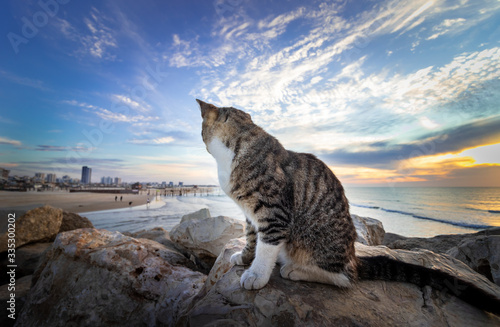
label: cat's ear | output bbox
[196,99,218,120]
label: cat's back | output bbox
[285,150,350,218]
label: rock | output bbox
[0,242,52,285]
[59,211,94,233]
[447,236,500,285]
[0,275,32,326]
[170,212,245,272]
[351,214,385,245]
[178,240,500,326]
[125,227,194,267]
[385,228,500,285]
[181,208,211,221]
[125,227,176,249]
[0,205,63,252]
[16,228,206,327]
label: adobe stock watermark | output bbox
[7,0,71,54]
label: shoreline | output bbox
[0,190,156,213]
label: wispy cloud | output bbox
[0,70,50,91]
[0,137,22,147]
[128,136,175,145]
[35,145,97,152]
[63,100,161,123]
[55,7,118,61]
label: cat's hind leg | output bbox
[280,263,352,288]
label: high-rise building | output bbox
[46,173,56,183]
[35,172,45,181]
[0,168,9,179]
[179,182,183,187]
[81,166,92,184]
[114,177,122,186]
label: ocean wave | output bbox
[465,207,500,214]
[350,203,491,230]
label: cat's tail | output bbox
[357,249,500,316]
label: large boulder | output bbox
[178,240,500,326]
[351,214,385,245]
[59,211,94,232]
[0,205,63,252]
[447,236,500,285]
[16,228,206,327]
[385,228,500,285]
[170,209,245,272]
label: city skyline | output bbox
[1,1,500,186]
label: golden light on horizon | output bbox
[331,142,500,186]
[460,143,500,165]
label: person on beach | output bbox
[120,196,123,201]
[115,196,117,201]
[147,197,150,209]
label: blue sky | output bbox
[1,0,500,186]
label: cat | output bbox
[198,99,359,290]
[196,99,500,315]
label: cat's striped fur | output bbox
[198,99,357,289]
[197,99,500,316]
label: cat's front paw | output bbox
[230,251,245,265]
[240,268,270,290]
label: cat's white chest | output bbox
[207,138,234,195]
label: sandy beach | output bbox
[0,191,153,213]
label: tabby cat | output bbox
[198,99,358,290]
[196,99,500,316]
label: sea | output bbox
[84,187,500,238]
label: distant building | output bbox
[114,177,122,186]
[81,166,92,184]
[161,181,167,188]
[179,182,183,187]
[35,172,45,181]
[101,176,113,185]
[169,181,173,187]
[0,168,9,179]
[46,173,56,183]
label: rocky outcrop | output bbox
[14,209,500,326]
[0,206,95,253]
[59,211,94,233]
[385,228,500,285]
[351,214,385,245]
[16,228,206,327]
[125,227,178,251]
[170,210,245,272]
[448,236,500,285]
[0,206,63,252]
[178,239,500,326]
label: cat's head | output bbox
[196,99,253,146]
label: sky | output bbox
[1,0,500,187]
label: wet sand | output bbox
[0,191,152,213]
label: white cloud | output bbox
[128,136,175,145]
[56,7,117,61]
[112,94,151,113]
[63,100,161,123]
[0,137,22,146]
[427,18,467,40]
